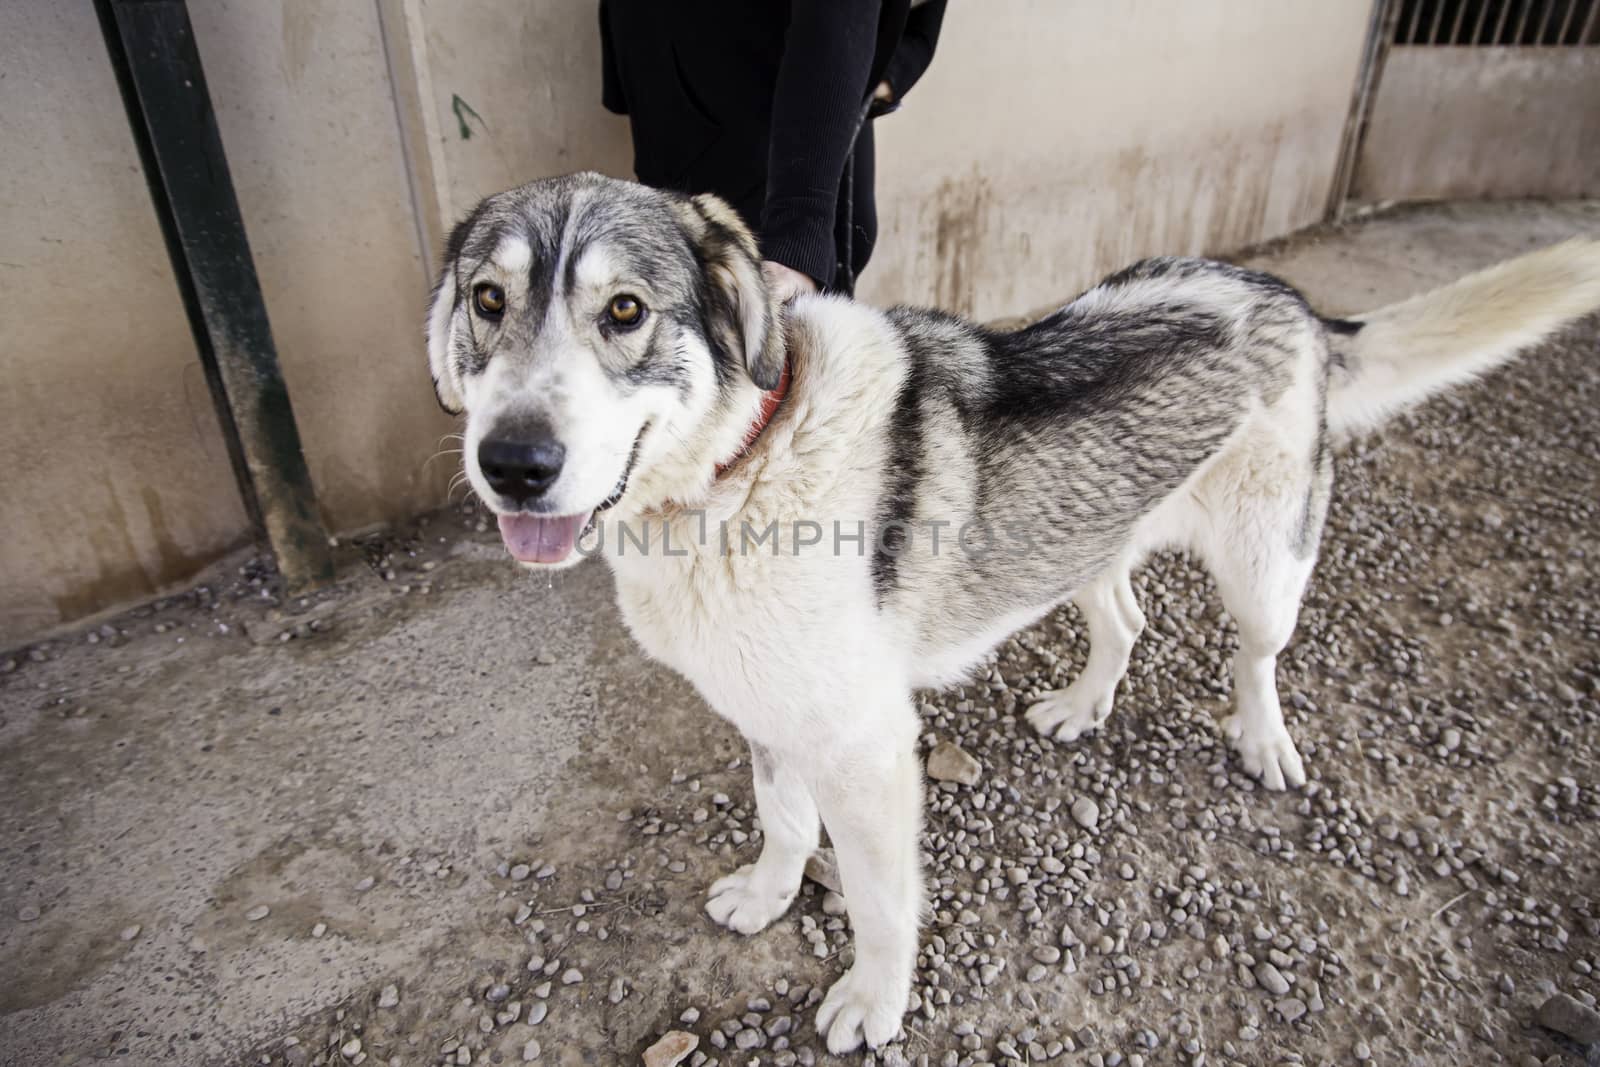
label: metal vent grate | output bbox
[1394,0,1600,44]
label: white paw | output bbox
[1222,714,1306,791]
[705,863,796,935]
[815,964,907,1054]
[1026,682,1113,743]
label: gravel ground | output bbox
[1,202,1598,1067]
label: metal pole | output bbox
[95,0,333,593]
[1326,0,1402,222]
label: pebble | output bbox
[1254,962,1290,996]
[561,968,583,985]
[525,1001,548,1026]
[245,905,270,922]
[1536,993,1600,1045]
[926,740,983,785]
[1070,797,1100,831]
[119,924,141,941]
[804,849,842,893]
[521,1039,542,1061]
[643,1032,698,1067]
[17,906,39,923]
[378,984,399,1009]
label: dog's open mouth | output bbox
[494,427,647,565]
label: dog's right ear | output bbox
[425,267,463,415]
[426,209,486,415]
[677,193,786,390]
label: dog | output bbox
[425,172,1600,1052]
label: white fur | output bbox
[1331,237,1600,435]
[443,229,1600,1053]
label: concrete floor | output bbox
[2,201,1598,1067]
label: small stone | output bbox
[644,1031,699,1067]
[521,1039,542,1061]
[1279,997,1307,1022]
[341,1037,362,1060]
[119,924,141,941]
[354,876,376,893]
[1254,962,1290,996]
[561,968,583,985]
[822,892,848,916]
[245,905,270,922]
[608,976,627,1003]
[311,922,327,938]
[1536,992,1600,1045]
[526,1001,548,1025]
[486,982,511,1002]
[1071,797,1100,831]
[378,984,399,1009]
[804,849,842,893]
[17,906,40,923]
[926,740,982,786]
[510,864,532,882]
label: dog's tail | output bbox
[1325,237,1600,437]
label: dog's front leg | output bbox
[705,743,818,934]
[812,734,922,1054]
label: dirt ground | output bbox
[2,201,1598,1067]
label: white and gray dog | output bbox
[427,172,1600,1052]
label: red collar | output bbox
[716,360,792,477]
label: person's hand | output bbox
[762,260,818,304]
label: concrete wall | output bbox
[1355,47,1600,203]
[0,1,1373,646]
[189,0,457,533]
[859,0,1372,319]
[0,4,251,642]
[1,1,460,646]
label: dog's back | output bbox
[864,258,1335,683]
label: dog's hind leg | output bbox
[1026,563,1144,742]
[1208,514,1318,791]
[705,743,818,934]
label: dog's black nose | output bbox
[478,437,565,503]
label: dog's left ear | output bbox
[679,193,785,390]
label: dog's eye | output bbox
[608,294,644,327]
[474,283,506,317]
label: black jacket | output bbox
[600,0,946,292]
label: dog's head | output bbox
[427,173,782,567]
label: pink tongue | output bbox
[497,512,591,564]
